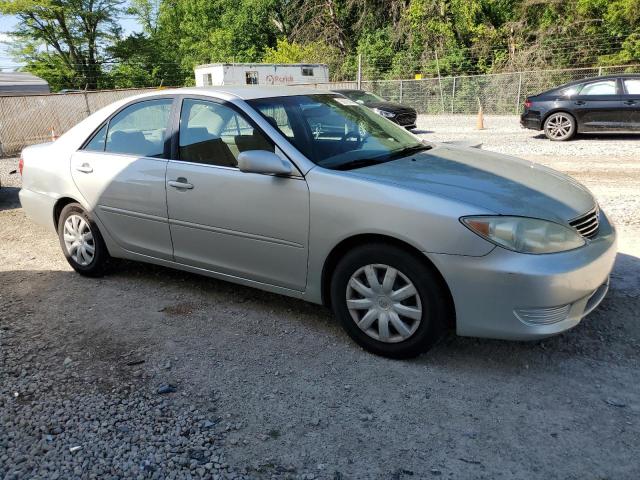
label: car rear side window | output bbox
[623,79,640,95]
[84,124,107,151]
[579,81,617,96]
[178,99,274,168]
[104,99,172,158]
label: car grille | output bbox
[569,207,599,239]
[395,112,417,126]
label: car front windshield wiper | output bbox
[386,143,433,160]
[322,144,433,171]
[332,157,391,171]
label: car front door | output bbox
[165,97,310,291]
[70,98,174,260]
[572,79,625,132]
[621,77,640,130]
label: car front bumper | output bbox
[391,113,417,130]
[427,212,617,340]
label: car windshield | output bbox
[337,90,386,104]
[247,94,429,170]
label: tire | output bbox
[57,202,109,277]
[330,243,449,359]
[543,112,576,141]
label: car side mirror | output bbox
[237,150,292,176]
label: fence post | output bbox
[598,66,603,76]
[434,50,445,113]
[357,54,362,90]
[451,76,456,114]
[515,73,523,114]
[82,91,91,117]
[399,80,403,103]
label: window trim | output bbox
[301,67,314,77]
[80,95,175,159]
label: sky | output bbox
[0,14,142,70]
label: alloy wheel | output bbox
[545,114,573,140]
[346,264,423,343]
[63,214,95,266]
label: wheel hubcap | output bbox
[546,115,572,138]
[346,264,423,343]
[63,215,95,266]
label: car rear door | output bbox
[165,97,310,291]
[572,79,625,132]
[70,97,175,260]
[620,77,640,131]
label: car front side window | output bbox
[104,99,173,157]
[579,81,617,96]
[178,99,274,168]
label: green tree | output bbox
[0,0,124,89]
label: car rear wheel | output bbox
[330,244,448,358]
[57,203,109,277]
[543,112,576,141]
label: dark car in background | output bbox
[332,89,417,129]
[521,74,640,141]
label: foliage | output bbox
[2,0,640,90]
[0,0,124,89]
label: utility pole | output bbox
[357,54,362,90]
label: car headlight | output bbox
[372,108,396,118]
[461,216,586,254]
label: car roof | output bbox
[134,85,329,101]
[558,73,639,88]
[331,89,365,93]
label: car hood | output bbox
[346,144,595,223]
[364,100,415,113]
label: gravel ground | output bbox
[1,119,640,480]
[417,114,640,159]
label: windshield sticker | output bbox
[335,98,359,106]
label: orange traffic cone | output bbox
[476,105,485,130]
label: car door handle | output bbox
[75,163,93,173]
[574,100,586,105]
[623,100,637,105]
[167,178,194,190]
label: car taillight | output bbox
[18,155,24,176]
[524,100,532,109]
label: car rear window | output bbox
[623,79,640,95]
[579,80,617,96]
[104,99,173,158]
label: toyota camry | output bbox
[19,86,616,358]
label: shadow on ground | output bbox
[3,250,637,368]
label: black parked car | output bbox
[521,74,640,141]
[332,89,417,129]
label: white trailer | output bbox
[194,63,329,87]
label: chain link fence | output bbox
[308,64,640,114]
[0,88,156,157]
[1,64,639,157]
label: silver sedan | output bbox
[19,86,617,358]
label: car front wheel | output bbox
[57,202,109,277]
[543,112,576,141]
[330,244,449,358]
